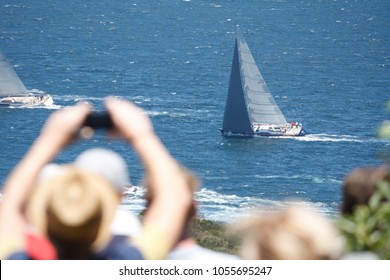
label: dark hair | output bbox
[342,167,388,215]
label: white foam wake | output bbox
[120,185,338,223]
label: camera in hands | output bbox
[83,111,113,129]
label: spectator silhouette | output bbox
[338,166,389,259]
[0,98,192,260]
[341,166,388,215]
[144,166,239,260]
[39,148,142,239]
[232,205,344,260]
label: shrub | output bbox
[336,179,390,259]
[192,219,240,255]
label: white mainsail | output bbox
[0,52,53,107]
[236,27,287,126]
[0,52,29,97]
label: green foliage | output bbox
[336,180,390,259]
[377,100,390,139]
[192,219,240,255]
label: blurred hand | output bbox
[104,97,154,144]
[39,103,91,149]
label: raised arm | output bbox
[105,98,191,259]
[0,104,91,259]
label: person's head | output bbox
[39,148,129,196]
[74,148,130,196]
[38,148,143,239]
[234,206,344,260]
[28,167,119,259]
[342,166,388,215]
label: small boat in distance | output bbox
[221,26,305,137]
[0,52,53,107]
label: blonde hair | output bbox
[236,206,344,260]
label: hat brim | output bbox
[28,166,119,251]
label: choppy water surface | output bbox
[1,0,389,222]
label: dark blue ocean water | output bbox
[1,0,389,222]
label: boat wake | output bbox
[15,103,62,110]
[289,133,374,143]
[119,185,338,223]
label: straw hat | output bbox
[28,166,119,251]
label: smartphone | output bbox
[83,111,113,129]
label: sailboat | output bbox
[0,52,53,107]
[221,27,305,137]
